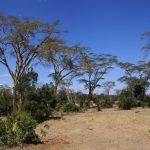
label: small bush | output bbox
[59,103,80,112]
[117,91,136,110]
[0,112,40,147]
[94,95,113,111]
[99,97,113,108]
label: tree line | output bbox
[0,13,150,112]
[0,13,117,113]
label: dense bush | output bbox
[24,84,56,122]
[0,112,40,147]
[56,89,68,109]
[138,96,150,108]
[75,92,87,108]
[99,96,113,108]
[0,88,12,116]
[59,103,80,112]
[0,119,7,146]
[117,91,136,110]
[23,101,52,122]
[94,95,113,111]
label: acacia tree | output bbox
[102,81,115,95]
[133,61,150,99]
[118,61,150,99]
[118,62,137,94]
[0,13,63,112]
[43,45,84,95]
[79,52,117,105]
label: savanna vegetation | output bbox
[0,13,150,148]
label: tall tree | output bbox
[0,13,63,112]
[79,52,117,105]
[102,81,115,95]
[43,45,84,95]
[118,62,137,94]
[118,61,150,99]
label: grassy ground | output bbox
[6,108,150,150]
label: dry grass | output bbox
[6,108,150,150]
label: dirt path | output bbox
[7,108,150,150]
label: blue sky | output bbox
[0,0,150,93]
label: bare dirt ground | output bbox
[6,108,150,150]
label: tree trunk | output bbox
[54,82,58,96]
[88,89,93,101]
[86,89,93,107]
[18,91,24,112]
[12,86,18,113]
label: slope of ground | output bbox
[6,108,150,150]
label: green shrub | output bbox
[117,91,136,110]
[143,97,150,108]
[56,89,68,109]
[24,84,56,122]
[147,101,150,108]
[75,92,87,108]
[94,95,113,111]
[0,112,40,147]
[23,101,52,122]
[15,112,40,144]
[137,97,150,108]
[0,119,7,146]
[60,103,80,112]
[99,97,113,108]
[0,89,12,116]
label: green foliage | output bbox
[134,84,145,100]
[59,103,80,112]
[117,91,136,110]
[118,62,150,101]
[0,119,7,146]
[56,89,81,112]
[36,84,56,109]
[23,101,52,122]
[0,88,12,116]
[75,92,87,108]
[99,97,113,108]
[0,112,40,147]
[94,95,113,111]
[138,96,150,108]
[24,84,56,122]
[16,71,38,97]
[56,88,68,107]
